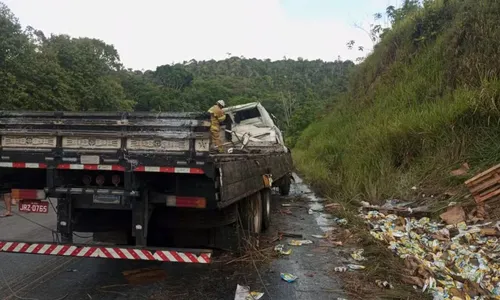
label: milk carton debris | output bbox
[351,249,366,261]
[362,207,500,298]
[274,244,292,255]
[280,273,298,283]
[347,264,365,270]
[288,240,313,246]
[311,234,327,239]
[376,280,394,289]
[234,284,264,300]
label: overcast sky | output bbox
[4,0,397,70]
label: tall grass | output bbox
[294,0,500,204]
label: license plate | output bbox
[19,201,49,214]
[93,194,121,204]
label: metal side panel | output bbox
[218,153,293,207]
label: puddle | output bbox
[291,173,336,232]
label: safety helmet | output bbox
[217,100,226,107]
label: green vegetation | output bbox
[294,0,500,204]
[0,2,353,145]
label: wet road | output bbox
[0,176,349,300]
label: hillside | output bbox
[294,0,500,205]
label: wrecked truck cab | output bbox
[223,102,288,153]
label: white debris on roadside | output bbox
[351,249,367,261]
[234,284,264,300]
[362,208,500,299]
[288,240,313,246]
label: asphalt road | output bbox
[0,177,349,300]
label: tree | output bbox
[153,65,193,90]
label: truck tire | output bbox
[239,192,262,234]
[279,174,291,196]
[261,188,271,230]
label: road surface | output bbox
[0,176,349,300]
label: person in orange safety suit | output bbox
[208,100,227,153]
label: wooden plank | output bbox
[477,185,500,198]
[465,164,500,185]
[470,173,500,194]
[476,188,500,203]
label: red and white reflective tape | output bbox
[0,162,204,174]
[134,166,204,174]
[57,164,125,171]
[0,241,211,263]
[0,162,47,169]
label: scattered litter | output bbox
[281,203,305,208]
[362,207,500,298]
[310,206,324,212]
[331,241,343,246]
[280,273,298,283]
[308,209,313,214]
[361,201,371,207]
[375,280,393,289]
[347,264,365,270]
[350,249,366,261]
[279,232,303,238]
[439,205,466,225]
[411,186,417,190]
[334,267,348,272]
[66,269,77,272]
[336,218,348,226]
[234,284,264,300]
[248,292,264,300]
[288,240,313,246]
[360,202,430,217]
[274,244,292,255]
[304,272,315,277]
[311,234,327,239]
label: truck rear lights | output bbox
[166,196,206,209]
[82,175,92,186]
[111,175,121,186]
[96,175,105,186]
[11,189,46,200]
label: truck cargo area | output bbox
[0,104,293,263]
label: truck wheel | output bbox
[279,174,291,196]
[239,192,262,234]
[261,188,271,230]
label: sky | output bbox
[3,0,398,70]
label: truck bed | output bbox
[0,110,293,208]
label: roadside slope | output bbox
[294,0,500,205]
